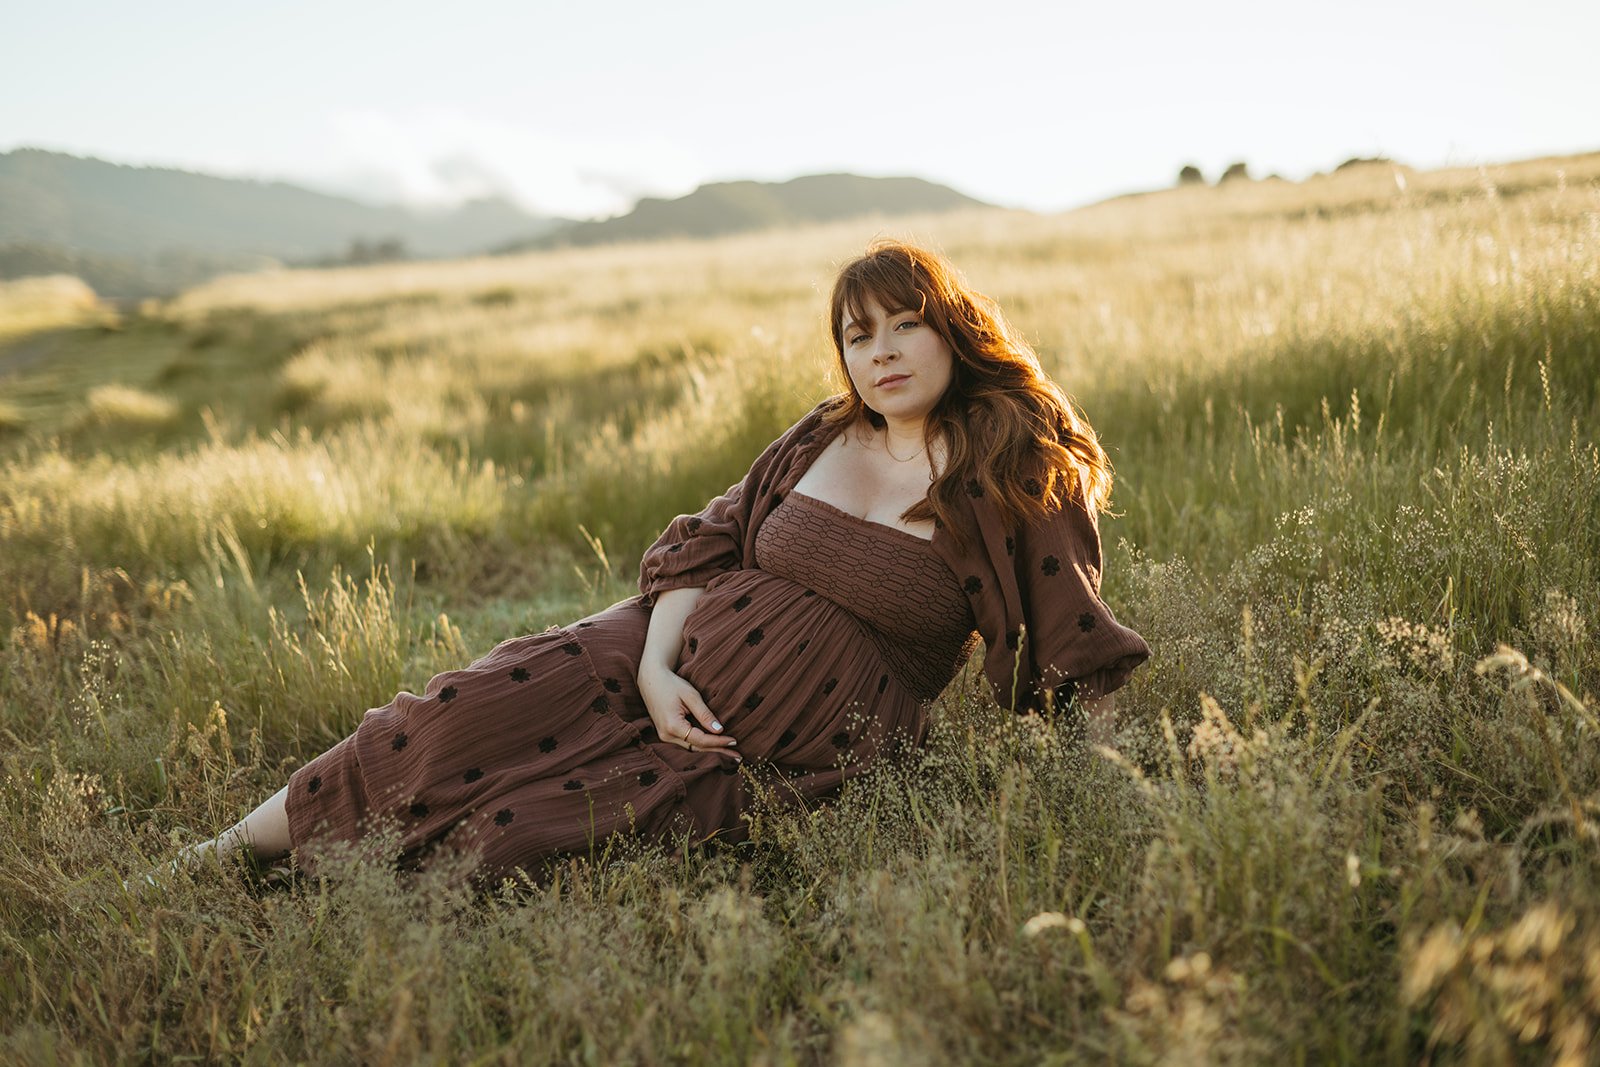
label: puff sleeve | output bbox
[637,409,820,605]
[1012,495,1150,708]
[638,474,759,605]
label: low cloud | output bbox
[274,106,705,219]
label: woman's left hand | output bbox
[637,660,738,753]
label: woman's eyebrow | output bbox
[844,306,915,332]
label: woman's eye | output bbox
[848,320,915,344]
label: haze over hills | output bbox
[0,148,567,298]
[0,148,562,260]
[502,174,989,252]
[0,148,991,299]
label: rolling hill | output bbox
[500,173,989,252]
[0,148,566,297]
[0,149,989,298]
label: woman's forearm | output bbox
[640,586,705,674]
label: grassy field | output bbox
[2,152,1597,1064]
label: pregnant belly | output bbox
[675,569,924,767]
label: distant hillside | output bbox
[0,150,988,298]
[0,148,565,297]
[499,173,989,252]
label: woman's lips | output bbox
[876,374,910,388]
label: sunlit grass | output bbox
[1,153,1597,1064]
[0,274,109,341]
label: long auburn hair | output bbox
[821,238,1114,540]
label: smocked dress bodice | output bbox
[753,491,979,702]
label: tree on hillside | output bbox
[295,238,411,268]
[1336,155,1394,171]
[1219,161,1251,183]
[343,237,408,265]
[1177,164,1206,186]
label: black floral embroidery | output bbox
[562,642,582,656]
[603,677,622,693]
[778,729,797,748]
[509,667,530,683]
[538,736,557,753]
[590,695,611,713]
[831,731,850,749]
[802,589,816,597]
[877,675,890,694]
[409,802,429,818]
[562,779,583,791]
[822,678,838,695]
[733,595,752,611]
[578,621,594,628]
[966,478,983,497]
[772,492,784,506]
[796,639,809,653]
[745,627,764,646]
[391,733,408,751]
[1078,612,1097,632]
[638,770,658,786]
[494,808,514,826]
[686,517,703,533]
[1041,555,1061,576]
[668,543,683,553]
[438,686,457,703]
[463,768,484,783]
[306,775,321,795]
[1005,535,1015,556]
[744,692,764,711]
[964,576,983,595]
[687,637,698,653]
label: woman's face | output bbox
[840,293,955,426]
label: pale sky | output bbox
[3,0,1596,219]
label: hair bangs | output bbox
[833,260,930,344]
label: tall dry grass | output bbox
[1,154,1597,1064]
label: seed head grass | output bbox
[1,154,1598,1063]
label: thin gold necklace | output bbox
[884,434,926,463]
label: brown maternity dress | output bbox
[284,399,1150,883]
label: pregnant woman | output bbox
[151,238,1151,887]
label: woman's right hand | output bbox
[636,661,739,754]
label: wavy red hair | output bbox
[821,238,1114,538]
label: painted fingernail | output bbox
[727,739,737,746]
[711,720,723,731]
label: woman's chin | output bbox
[869,399,936,425]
